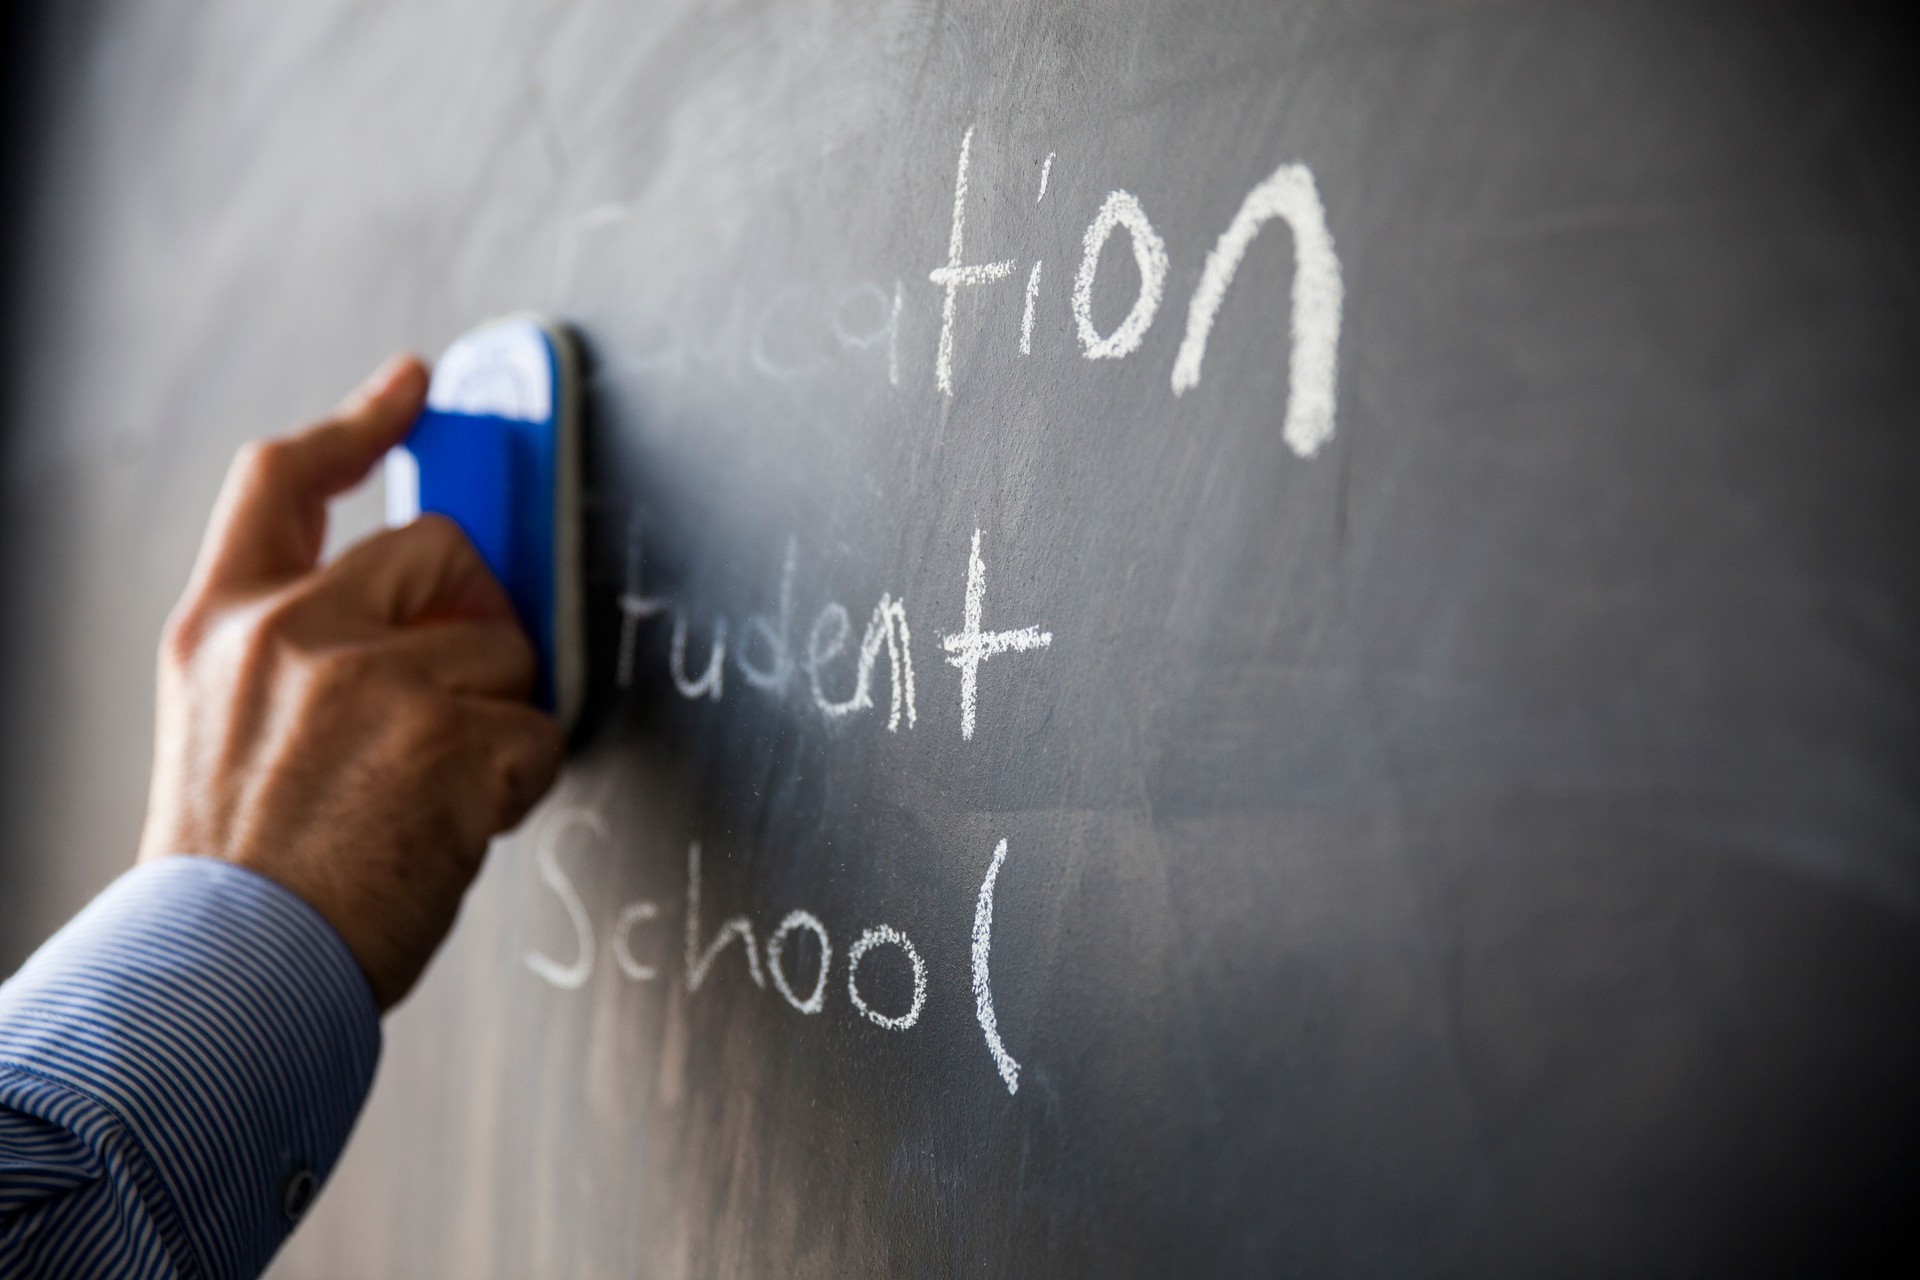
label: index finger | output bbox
[190,353,429,594]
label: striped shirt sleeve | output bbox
[0,855,382,1279]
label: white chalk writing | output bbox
[847,924,928,1031]
[1073,190,1169,361]
[930,126,1016,395]
[972,838,1020,1094]
[941,529,1053,742]
[1172,161,1344,457]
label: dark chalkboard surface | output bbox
[2,2,1917,1275]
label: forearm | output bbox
[0,856,380,1279]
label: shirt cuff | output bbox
[0,855,381,1279]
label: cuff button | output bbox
[281,1168,319,1222]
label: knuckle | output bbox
[396,693,465,755]
[234,437,296,489]
[411,513,471,561]
[230,601,294,682]
[229,439,267,481]
[222,589,324,693]
[309,641,379,693]
[159,600,211,670]
[489,719,562,828]
[522,718,566,785]
[500,628,539,688]
[487,760,523,824]
[485,770,533,832]
[246,591,307,651]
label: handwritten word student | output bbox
[0,357,563,1278]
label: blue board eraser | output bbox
[383,314,584,730]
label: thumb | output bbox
[191,354,429,594]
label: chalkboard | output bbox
[2,2,1918,1276]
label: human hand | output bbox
[137,354,565,1011]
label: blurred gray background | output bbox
[3,3,1917,1277]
